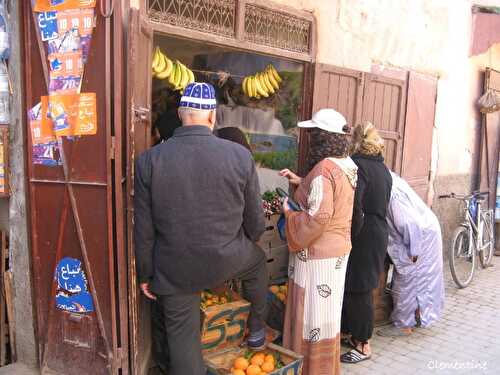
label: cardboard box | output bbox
[201,289,251,354]
[266,245,289,281]
[205,343,303,375]
[258,214,287,250]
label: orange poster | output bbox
[33,98,57,144]
[34,0,96,12]
[48,51,84,79]
[57,8,95,37]
[41,93,97,137]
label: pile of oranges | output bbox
[269,284,287,303]
[200,289,232,309]
[231,352,278,375]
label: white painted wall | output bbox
[270,0,499,177]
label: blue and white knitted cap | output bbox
[179,82,217,110]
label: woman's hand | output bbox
[279,169,302,186]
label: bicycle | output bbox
[438,191,495,288]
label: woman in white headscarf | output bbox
[377,172,445,337]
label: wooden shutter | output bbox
[478,68,500,208]
[401,72,438,202]
[126,9,154,375]
[312,64,363,126]
[361,73,407,172]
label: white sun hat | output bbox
[297,109,348,134]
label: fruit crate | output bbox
[257,214,287,250]
[266,282,287,332]
[205,343,303,375]
[201,288,251,354]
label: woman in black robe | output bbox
[341,122,392,364]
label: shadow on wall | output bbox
[432,173,477,259]
[0,198,8,232]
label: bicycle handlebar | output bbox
[438,191,490,200]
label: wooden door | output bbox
[401,72,438,201]
[361,73,407,172]
[478,68,500,209]
[126,9,154,375]
[24,1,127,373]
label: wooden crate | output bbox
[201,289,251,354]
[205,343,303,375]
[257,215,287,250]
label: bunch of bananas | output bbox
[152,47,195,92]
[242,65,282,99]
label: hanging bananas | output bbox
[151,47,195,92]
[242,64,283,99]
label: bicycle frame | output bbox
[460,198,491,255]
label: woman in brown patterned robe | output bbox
[280,109,357,375]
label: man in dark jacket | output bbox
[134,82,268,375]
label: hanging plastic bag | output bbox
[478,88,500,113]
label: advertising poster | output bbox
[55,257,94,313]
[32,142,62,166]
[57,8,94,37]
[48,50,84,79]
[34,0,96,12]
[42,93,97,137]
[30,101,56,145]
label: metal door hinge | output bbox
[110,136,116,160]
[132,106,150,121]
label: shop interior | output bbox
[143,33,306,374]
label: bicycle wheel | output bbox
[450,226,475,288]
[479,210,495,268]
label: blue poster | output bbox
[55,257,94,313]
[37,11,59,41]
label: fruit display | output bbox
[200,289,233,309]
[151,46,195,92]
[262,191,282,216]
[231,351,284,375]
[242,65,282,99]
[269,284,287,304]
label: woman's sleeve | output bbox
[351,168,367,238]
[285,172,334,252]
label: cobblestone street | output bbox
[341,257,500,375]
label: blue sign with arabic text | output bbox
[37,11,59,41]
[55,257,94,313]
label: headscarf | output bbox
[307,127,350,172]
[350,121,385,156]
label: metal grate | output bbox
[148,0,236,37]
[244,4,311,53]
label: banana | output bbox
[242,77,249,96]
[151,47,161,70]
[153,52,167,74]
[260,72,275,95]
[254,74,269,97]
[168,61,177,86]
[156,55,173,79]
[187,68,195,84]
[178,62,190,90]
[267,64,282,83]
[248,76,257,98]
[266,69,280,90]
[172,61,182,88]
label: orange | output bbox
[250,353,265,366]
[232,369,246,375]
[264,354,275,364]
[269,285,279,294]
[276,292,286,302]
[234,357,249,370]
[261,361,275,372]
[246,365,261,375]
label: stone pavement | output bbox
[341,256,500,375]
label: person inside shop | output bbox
[376,172,445,337]
[152,108,183,145]
[279,109,358,375]
[134,82,268,375]
[340,121,392,364]
[214,126,253,153]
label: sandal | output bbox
[340,347,371,364]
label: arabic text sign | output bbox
[55,257,94,313]
[37,11,59,41]
[34,0,96,12]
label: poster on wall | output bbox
[55,257,94,313]
[34,0,96,12]
[29,103,62,166]
[37,11,59,41]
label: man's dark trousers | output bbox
[158,250,268,375]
